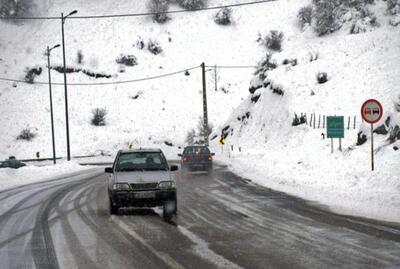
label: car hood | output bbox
[114,171,172,183]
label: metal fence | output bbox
[295,113,359,130]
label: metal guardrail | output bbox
[18,153,112,163]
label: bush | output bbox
[0,0,34,18]
[185,118,213,145]
[147,39,163,55]
[115,54,138,66]
[387,0,400,15]
[91,108,107,126]
[214,7,232,25]
[254,53,277,80]
[17,128,36,141]
[77,50,84,64]
[185,129,196,145]
[317,72,328,84]
[135,37,145,50]
[176,0,207,10]
[292,114,306,126]
[312,0,342,36]
[147,0,170,23]
[394,93,400,112]
[298,6,313,28]
[265,30,284,51]
[24,66,42,84]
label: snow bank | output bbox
[0,161,94,191]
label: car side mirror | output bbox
[177,153,182,157]
[105,167,113,173]
[211,153,215,156]
[170,165,178,171]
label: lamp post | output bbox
[61,10,77,161]
[46,44,60,164]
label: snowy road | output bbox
[0,164,400,269]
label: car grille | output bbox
[130,183,158,190]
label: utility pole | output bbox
[61,10,77,161]
[201,63,209,146]
[214,64,218,92]
[46,44,60,164]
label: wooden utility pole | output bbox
[201,63,209,146]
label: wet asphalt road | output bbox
[0,164,400,269]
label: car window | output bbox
[183,147,210,154]
[116,152,168,171]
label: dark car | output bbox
[0,156,26,169]
[105,148,178,221]
[178,146,215,172]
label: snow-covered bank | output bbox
[0,161,98,191]
[214,129,400,223]
[210,0,400,223]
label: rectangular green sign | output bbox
[327,116,344,138]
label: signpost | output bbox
[219,137,225,153]
[361,99,383,171]
[327,116,344,153]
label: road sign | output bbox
[361,99,383,124]
[219,137,225,145]
[326,116,344,138]
[361,99,383,171]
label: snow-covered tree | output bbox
[312,0,342,36]
[0,0,34,18]
[146,0,170,23]
[387,0,400,15]
[176,0,207,10]
[214,7,232,25]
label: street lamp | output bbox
[46,44,60,164]
[61,10,77,161]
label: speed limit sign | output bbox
[361,99,383,171]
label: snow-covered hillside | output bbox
[209,0,400,222]
[0,0,399,222]
[0,0,280,159]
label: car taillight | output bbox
[208,156,212,161]
[182,157,188,161]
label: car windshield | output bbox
[115,152,168,171]
[183,146,210,154]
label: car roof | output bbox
[119,148,162,153]
[184,145,209,148]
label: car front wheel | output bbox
[109,199,119,215]
[163,199,177,221]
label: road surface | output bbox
[0,164,399,269]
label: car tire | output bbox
[163,199,177,221]
[109,199,119,215]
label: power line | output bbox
[0,0,275,20]
[0,66,200,86]
[0,64,257,86]
[207,65,257,69]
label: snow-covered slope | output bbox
[0,0,280,159]
[210,1,400,222]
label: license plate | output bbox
[134,191,155,199]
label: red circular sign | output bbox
[361,99,383,124]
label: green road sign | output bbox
[327,116,344,138]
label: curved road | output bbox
[0,164,400,269]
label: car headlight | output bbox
[113,183,131,191]
[158,181,176,189]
